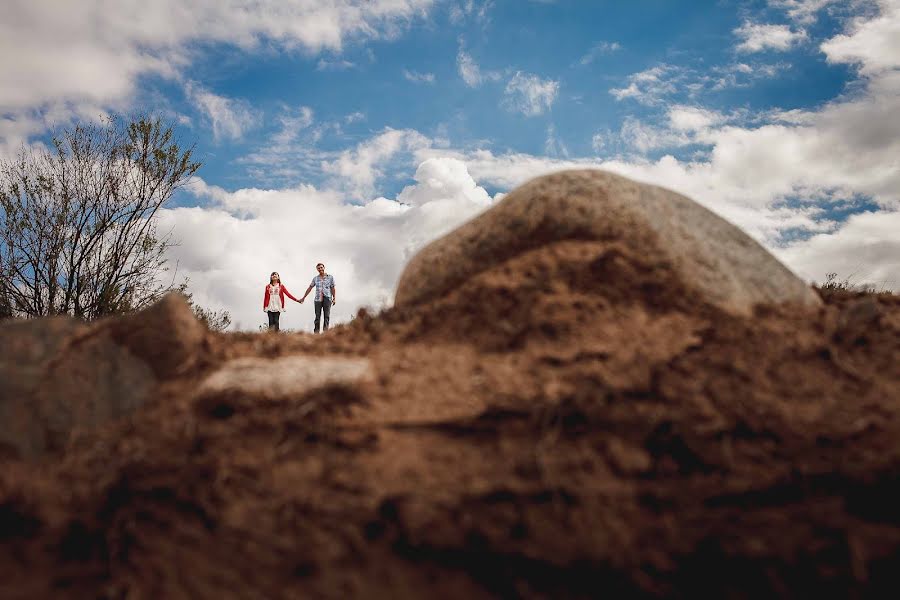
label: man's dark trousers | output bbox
[314,298,332,333]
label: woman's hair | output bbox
[270,271,280,283]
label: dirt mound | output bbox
[2,172,899,598]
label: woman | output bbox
[263,271,301,331]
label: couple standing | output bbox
[263,263,336,333]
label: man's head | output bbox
[316,263,325,274]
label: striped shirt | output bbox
[310,274,335,301]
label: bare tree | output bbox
[0,116,200,320]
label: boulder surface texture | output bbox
[396,169,820,315]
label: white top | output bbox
[267,284,284,312]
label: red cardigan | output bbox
[263,284,300,310]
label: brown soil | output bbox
[2,240,899,598]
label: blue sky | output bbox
[168,0,853,193]
[2,0,898,329]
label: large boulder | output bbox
[395,169,820,316]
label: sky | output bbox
[1,0,898,330]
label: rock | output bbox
[395,169,821,316]
[106,292,206,378]
[197,356,372,400]
[0,318,88,458]
[0,294,203,459]
[32,332,157,455]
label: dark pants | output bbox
[267,311,280,331]
[314,298,331,333]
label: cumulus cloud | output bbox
[321,128,434,197]
[667,105,729,132]
[821,0,900,75]
[734,22,808,53]
[396,158,492,207]
[503,72,559,116]
[776,211,900,289]
[160,157,495,330]
[0,0,434,145]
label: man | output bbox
[300,262,336,333]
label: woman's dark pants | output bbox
[314,298,331,333]
[267,311,280,331]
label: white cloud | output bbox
[321,128,433,197]
[503,72,559,116]
[610,60,792,105]
[403,69,436,83]
[821,0,900,75]
[769,0,842,25]
[609,64,682,105]
[185,82,259,142]
[457,50,482,87]
[161,157,495,330]
[237,106,329,184]
[397,157,491,207]
[0,0,434,144]
[618,117,690,153]
[668,105,728,132]
[614,106,732,153]
[734,21,808,53]
[456,48,499,87]
[579,41,622,65]
[776,211,900,289]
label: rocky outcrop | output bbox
[396,169,820,315]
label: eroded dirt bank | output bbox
[1,280,898,598]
